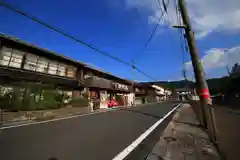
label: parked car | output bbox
[107,100,119,107]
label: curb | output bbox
[0,101,167,129]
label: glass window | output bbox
[1,55,11,66]
[0,47,24,68]
[1,47,12,56]
[57,64,66,76]
[66,66,76,78]
[24,54,38,71]
[48,62,58,75]
[0,47,12,66]
[9,50,23,68]
[36,58,49,73]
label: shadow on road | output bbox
[118,103,180,120]
[125,112,175,160]
[48,158,58,160]
[119,108,162,119]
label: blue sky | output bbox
[0,0,240,81]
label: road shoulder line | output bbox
[0,102,165,130]
[0,108,121,130]
[112,103,182,160]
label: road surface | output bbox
[0,101,180,160]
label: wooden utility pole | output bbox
[178,0,211,128]
[132,60,135,106]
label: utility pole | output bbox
[132,60,135,106]
[132,61,135,83]
[177,0,212,130]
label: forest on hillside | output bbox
[149,63,240,101]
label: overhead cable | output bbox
[0,1,157,81]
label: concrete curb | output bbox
[0,101,167,129]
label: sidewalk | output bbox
[146,103,222,160]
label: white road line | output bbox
[112,103,182,160]
[0,108,120,130]
[0,102,164,130]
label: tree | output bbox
[230,63,240,77]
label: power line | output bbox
[164,3,177,59]
[130,0,168,83]
[159,0,170,12]
[0,1,130,66]
[132,0,168,63]
[163,0,187,81]
[134,67,157,81]
[0,1,157,81]
[174,0,188,80]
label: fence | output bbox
[190,100,240,160]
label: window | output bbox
[24,54,38,71]
[0,47,23,68]
[9,50,23,68]
[36,58,49,73]
[57,64,66,76]
[0,47,11,66]
[48,62,58,75]
[0,47,12,66]
[66,66,76,78]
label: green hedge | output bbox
[0,85,70,111]
[37,101,61,110]
[69,97,89,108]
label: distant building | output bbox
[176,88,192,101]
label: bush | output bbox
[69,97,89,108]
[38,100,61,110]
[1,84,83,111]
[0,94,10,109]
[0,87,11,109]
[21,88,37,111]
[55,92,69,107]
[9,87,22,111]
[37,90,62,110]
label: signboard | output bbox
[112,82,129,91]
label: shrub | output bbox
[9,87,22,111]
[0,94,10,109]
[21,88,37,111]
[0,87,10,109]
[55,92,69,107]
[38,100,60,110]
[69,97,89,108]
[1,84,84,111]
[37,90,61,109]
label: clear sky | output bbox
[0,0,240,81]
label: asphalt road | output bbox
[0,101,180,160]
